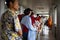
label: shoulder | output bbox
[21,15,31,21]
[1,10,13,20]
[2,10,10,17]
[1,10,8,19]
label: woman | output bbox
[21,8,38,40]
[1,0,22,40]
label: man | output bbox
[1,0,22,40]
[21,8,38,40]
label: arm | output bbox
[27,17,37,31]
[14,16,22,36]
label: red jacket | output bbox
[35,16,41,21]
[31,16,35,25]
[21,24,29,32]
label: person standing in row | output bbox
[1,0,22,40]
[21,8,39,40]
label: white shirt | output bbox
[21,15,37,31]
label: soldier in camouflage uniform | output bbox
[1,0,22,40]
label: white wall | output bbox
[0,0,5,20]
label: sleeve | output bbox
[27,17,37,31]
[14,16,22,32]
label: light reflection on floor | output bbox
[37,25,55,40]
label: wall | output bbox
[0,0,5,20]
[0,0,5,40]
[56,0,60,40]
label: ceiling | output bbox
[19,0,54,14]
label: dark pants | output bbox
[23,32,28,40]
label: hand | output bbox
[37,29,40,32]
[33,24,36,28]
[18,30,22,37]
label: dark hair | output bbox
[5,0,15,8]
[44,20,48,26]
[31,12,34,16]
[37,14,39,16]
[24,8,33,15]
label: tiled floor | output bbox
[37,30,55,40]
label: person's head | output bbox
[31,12,34,16]
[6,0,19,11]
[37,14,39,17]
[24,8,33,16]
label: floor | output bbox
[40,30,55,40]
[37,26,55,40]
